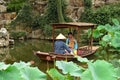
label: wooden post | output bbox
[90,28,93,51]
[77,27,80,48]
[52,26,55,52]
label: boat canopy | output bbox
[52,22,96,29]
[51,22,97,51]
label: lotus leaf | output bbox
[56,61,84,77]
[76,56,89,63]
[111,36,120,48]
[0,62,10,70]
[102,34,111,42]
[47,68,67,80]
[0,61,47,80]
[21,67,47,80]
[105,24,113,32]
[12,61,31,69]
[0,66,22,80]
[97,25,105,31]
[115,67,120,79]
[81,60,117,80]
[93,30,103,38]
[112,19,119,26]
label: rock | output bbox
[106,0,120,4]
[93,0,105,8]
[65,0,84,21]
[0,5,7,12]
[0,0,6,4]
[0,27,9,47]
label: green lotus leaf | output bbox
[112,19,119,26]
[76,56,89,63]
[0,62,10,70]
[115,67,120,79]
[97,25,105,31]
[47,68,67,80]
[12,61,31,69]
[0,66,22,80]
[93,30,103,38]
[21,67,46,80]
[56,61,84,77]
[99,41,107,47]
[102,34,111,42]
[105,24,113,32]
[81,60,117,80]
[111,36,120,48]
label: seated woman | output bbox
[66,32,78,55]
[54,33,72,54]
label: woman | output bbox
[54,33,72,54]
[66,32,78,55]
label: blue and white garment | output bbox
[54,40,71,54]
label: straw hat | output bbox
[56,33,66,39]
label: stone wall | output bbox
[0,0,16,47]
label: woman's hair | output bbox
[68,32,73,35]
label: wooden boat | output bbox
[34,22,98,61]
[34,46,99,61]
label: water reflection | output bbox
[0,40,53,72]
[0,47,15,62]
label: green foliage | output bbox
[0,61,47,80]
[44,0,58,24]
[81,60,116,80]
[47,68,67,80]
[44,0,72,24]
[10,31,26,39]
[56,0,65,22]
[31,15,46,29]
[92,19,120,60]
[80,2,120,25]
[43,25,52,37]
[56,61,84,77]
[7,0,27,13]
[11,1,33,27]
[83,0,92,8]
[47,56,119,80]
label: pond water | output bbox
[0,40,53,72]
[0,39,119,79]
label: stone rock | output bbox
[65,0,84,21]
[27,29,42,39]
[0,27,9,47]
[106,0,120,4]
[0,0,6,4]
[0,5,7,12]
[93,0,105,8]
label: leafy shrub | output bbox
[92,19,120,59]
[10,31,26,39]
[44,0,72,24]
[7,0,27,13]
[80,2,120,25]
[11,1,33,27]
[83,0,92,8]
[0,61,46,80]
